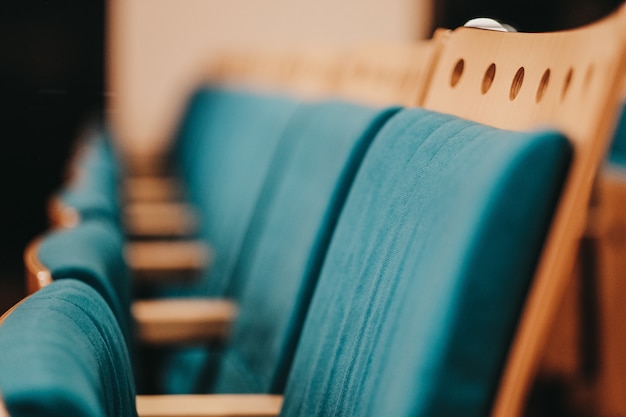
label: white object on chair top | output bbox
[463,18,517,32]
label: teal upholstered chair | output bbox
[172,87,301,297]
[0,279,137,417]
[209,101,398,394]
[278,108,571,417]
[154,87,300,391]
[28,219,131,346]
[52,132,120,227]
[163,96,398,394]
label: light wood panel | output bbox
[335,37,444,107]
[123,177,183,203]
[132,299,237,345]
[124,202,199,238]
[136,395,282,417]
[125,241,211,283]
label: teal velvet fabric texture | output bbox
[37,219,131,346]
[162,87,301,393]
[164,91,398,394]
[59,132,120,223]
[173,87,301,297]
[211,101,399,394]
[0,280,137,417]
[280,108,571,417]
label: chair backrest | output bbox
[172,87,301,297]
[24,219,131,345]
[420,6,626,415]
[209,48,292,94]
[210,38,442,109]
[0,279,137,417]
[209,101,398,394]
[334,38,443,107]
[280,106,571,417]
[49,132,120,228]
[274,47,346,100]
[210,47,344,100]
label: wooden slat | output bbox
[125,241,211,283]
[421,6,626,417]
[124,202,198,237]
[334,38,443,107]
[123,176,183,202]
[210,35,445,109]
[136,395,282,417]
[132,299,237,345]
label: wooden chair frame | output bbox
[420,5,626,416]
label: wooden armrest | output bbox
[123,177,182,202]
[125,241,211,283]
[0,397,9,417]
[136,395,282,417]
[23,238,53,294]
[47,196,80,228]
[132,299,237,345]
[124,202,199,237]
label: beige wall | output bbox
[107,0,432,159]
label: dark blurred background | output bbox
[0,0,105,311]
[432,0,624,32]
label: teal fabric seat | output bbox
[161,87,301,392]
[0,280,137,417]
[37,219,131,345]
[58,132,120,224]
[280,108,571,417]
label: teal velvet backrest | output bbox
[0,280,137,417]
[280,108,572,417]
[164,91,398,395]
[36,219,131,346]
[210,101,399,394]
[173,87,301,297]
[160,87,301,393]
[58,132,120,224]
